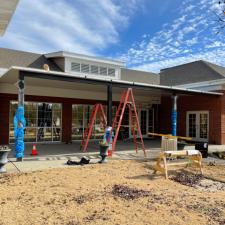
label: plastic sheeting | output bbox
[14,106,26,158]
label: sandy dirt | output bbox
[0,160,225,225]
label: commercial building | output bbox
[0,48,224,149]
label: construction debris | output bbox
[171,172,225,192]
[112,185,150,200]
[66,156,90,166]
[213,152,225,159]
[171,172,203,187]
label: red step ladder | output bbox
[80,104,107,152]
[111,88,146,157]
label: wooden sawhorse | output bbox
[153,150,203,179]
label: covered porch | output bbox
[0,66,222,160]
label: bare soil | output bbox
[0,160,225,225]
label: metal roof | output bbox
[0,66,222,96]
[160,60,225,86]
[0,48,62,71]
[0,0,19,36]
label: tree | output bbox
[217,1,225,32]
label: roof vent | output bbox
[43,64,50,71]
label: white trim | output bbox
[186,111,209,141]
[0,66,223,96]
[176,78,225,89]
[0,0,19,36]
[44,51,125,67]
[0,68,8,77]
[9,101,62,143]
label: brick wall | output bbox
[0,94,10,144]
[2,92,225,145]
[159,94,223,144]
[0,93,116,145]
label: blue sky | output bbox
[0,0,224,72]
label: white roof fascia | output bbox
[176,78,225,89]
[44,51,125,67]
[1,66,222,96]
[0,68,9,78]
[0,0,19,36]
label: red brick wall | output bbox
[159,94,222,144]
[62,102,72,143]
[219,91,225,144]
[2,92,225,145]
[0,94,10,145]
[0,93,116,145]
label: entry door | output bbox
[186,111,209,141]
[140,109,148,137]
[129,108,151,138]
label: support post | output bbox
[14,72,26,161]
[107,84,112,126]
[18,73,25,106]
[171,94,178,136]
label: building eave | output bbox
[176,78,225,89]
[0,66,223,96]
[0,0,19,36]
[44,51,125,67]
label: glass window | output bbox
[99,67,107,75]
[90,65,98,74]
[72,104,117,140]
[108,68,115,76]
[81,64,89,73]
[72,105,84,140]
[71,62,80,72]
[9,101,62,143]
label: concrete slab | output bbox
[8,139,161,159]
[4,138,225,174]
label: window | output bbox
[71,61,117,78]
[72,105,84,140]
[100,67,107,75]
[90,65,98,74]
[9,101,62,143]
[81,64,89,73]
[72,104,117,140]
[71,62,80,72]
[108,68,115,77]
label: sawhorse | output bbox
[153,150,203,179]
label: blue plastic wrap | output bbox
[14,106,26,158]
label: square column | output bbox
[171,95,178,136]
[107,84,112,126]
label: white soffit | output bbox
[0,0,19,36]
[0,66,222,96]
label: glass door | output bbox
[140,109,148,136]
[130,108,150,138]
[186,111,209,141]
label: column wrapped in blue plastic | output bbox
[104,126,114,150]
[14,106,26,158]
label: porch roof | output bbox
[0,66,223,96]
[0,0,19,36]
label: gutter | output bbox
[3,66,223,96]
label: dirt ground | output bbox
[0,160,225,225]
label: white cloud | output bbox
[0,0,143,55]
[133,49,225,73]
[119,0,225,72]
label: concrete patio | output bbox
[8,138,225,161]
[3,138,225,173]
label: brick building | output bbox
[0,48,224,147]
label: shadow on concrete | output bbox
[9,138,161,158]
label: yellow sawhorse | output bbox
[153,150,203,179]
